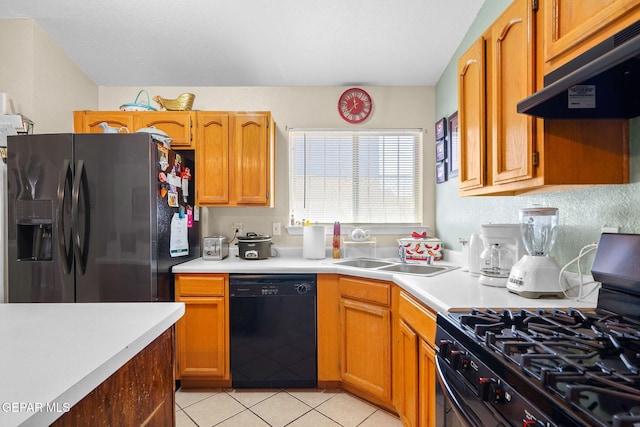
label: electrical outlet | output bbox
[232,222,243,232]
[601,226,619,234]
[272,222,281,236]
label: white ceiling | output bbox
[1,0,485,87]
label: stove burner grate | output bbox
[451,307,640,426]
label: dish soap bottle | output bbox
[332,222,341,259]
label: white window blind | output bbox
[289,129,423,224]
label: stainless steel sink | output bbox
[333,259,395,268]
[333,258,458,276]
[377,263,458,276]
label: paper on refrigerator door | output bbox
[170,213,189,257]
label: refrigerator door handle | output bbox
[72,159,91,275]
[56,159,73,275]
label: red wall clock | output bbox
[338,88,372,123]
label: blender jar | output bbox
[519,207,559,256]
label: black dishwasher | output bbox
[229,274,317,388]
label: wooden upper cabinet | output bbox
[458,37,486,191]
[490,0,534,185]
[73,110,195,149]
[73,111,134,133]
[542,0,640,73]
[138,111,194,149]
[196,111,275,207]
[232,113,274,205]
[457,0,629,196]
[196,112,230,204]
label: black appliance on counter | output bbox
[7,133,199,302]
[435,233,640,427]
[229,274,317,388]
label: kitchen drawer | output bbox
[176,274,226,297]
[398,291,437,344]
[339,277,390,306]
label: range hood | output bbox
[518,20,640,119]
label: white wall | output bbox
[0,19,98,133]
[0,18,98,301]
[99,86,436,247]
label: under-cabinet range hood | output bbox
[518,19,640,119]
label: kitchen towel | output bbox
[303,225,326,259]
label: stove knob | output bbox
[478,378,503,403]
[450,350,469,370]
[438,340,453,356]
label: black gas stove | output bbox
[435,233,640,427]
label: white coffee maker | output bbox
[479,224,526,287]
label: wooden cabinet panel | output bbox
[73,111,134,134]
[458,37,486,191]
[397,319,419,427]
[196,111,275,207]
[176,296,226,379]
[73,110,195,149]
[340,297,392,402]
[398,291,436,344]
[490,0,534,185]
[419,339,437,427]
[196,112,230,204]
[138,111,194,148]
[53,328,174,426]
[177,274,225,296]
[317,274,341,384]
[395,289,438,427]
[543,0,640,72]
[457,0,629,196]
[232,113,273,205]
[175,274,229,383]
[339,276,391,306]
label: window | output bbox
[289,129,423,224]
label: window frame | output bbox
[288,128,424,226]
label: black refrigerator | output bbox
[6,133,200,302]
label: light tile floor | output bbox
[175,388,403,427]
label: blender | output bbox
[507,207,564,298]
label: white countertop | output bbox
[0,302,185,427]
[173,248,598,313]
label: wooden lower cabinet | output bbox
[394,288,438,427]
[317,274,342,386]
[175,273,230,388]
[338,276,393,409]
[52,328,175,426]
[174,272,443,423]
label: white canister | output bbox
[303,225,326,259]
[468,233,484,277]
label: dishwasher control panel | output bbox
[229,274,317,297]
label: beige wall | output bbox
[1,19,97,302]
[99,86,436,247]
[0,18,436,254]
[0,19,98,132]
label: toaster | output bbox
[202,236,229,260]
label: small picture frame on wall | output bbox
[448,111,459,178]
[435,117,447,140]
[436,162,447,183]
[435,140,446,162]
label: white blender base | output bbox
[507,255,564,298]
